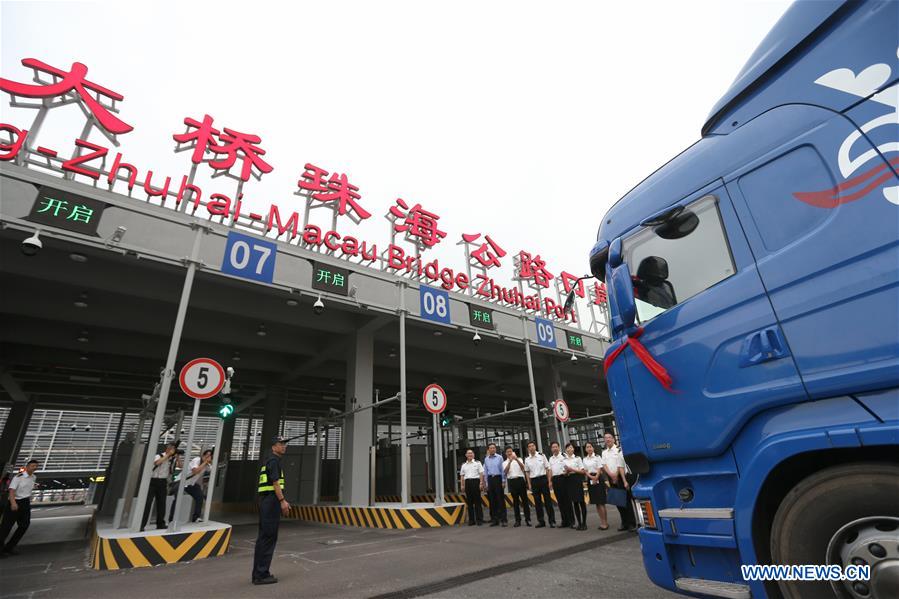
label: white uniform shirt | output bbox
[562,455,584,473]
[548,453,567,476]
[583,454,604,474]
[185,457,209,487]
[502,458,526,479]
[460,459,484,480]
[524,453,550,478]
[151,454,172,479]
[9,472,36,499]
[602,445,630,474]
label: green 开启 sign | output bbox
[312,262,350,296]
[468,304,495,330]
[566,332,584,350]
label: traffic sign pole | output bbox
[202,418,224,523]
[171,395,200,532]
[130,225,205,532]
[432,412,443,506]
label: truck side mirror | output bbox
[609,261,636,337]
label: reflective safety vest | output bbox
[258,464,285,494]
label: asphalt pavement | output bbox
[1,507,679,599]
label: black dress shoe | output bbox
[513,522,521,528]
[501,521,508,527]
[477,521,484,526]
[549,522,556,528]
[252,576,278,585]
[535,523,546,528]
[489,521,499,527]
[525,521,532,527]
[617,525,628,531]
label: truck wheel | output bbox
[770,463,899,599]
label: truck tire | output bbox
[770,463,899,599]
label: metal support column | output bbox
[130,225,205,531]
[521,317,543,454]
[432,412,444,506]
[171,397,201,531]
[312,419,322,504]
[202,419,225,523]
[399,282,409,506]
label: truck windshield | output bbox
[623,194,735,324]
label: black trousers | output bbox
[613,473,637,529]
[552,475,572,526]
[141,478,168,530]
[567,474,587,526]
[252,494,281,581]
[486,475,506,523]
[169,484,204,523]
[0,497,31,551]
[530,476,555,525]
[463,478,484,524]
[507,478,531,523]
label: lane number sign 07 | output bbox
[221,231,277,284]
[179,358,225,400]
[534,317,557,348]
[422,383,447,414]
[420,285,451,325]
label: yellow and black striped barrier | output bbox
[377,491,584,507]
[90,524,232,570]
[288,503,464,529]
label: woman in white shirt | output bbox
[562,442,588,531]
[583,442,609,530]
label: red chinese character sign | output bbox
[389,199,446,249]
[173,114,273,183]
[296,162,371,228]
[0,58,132,159]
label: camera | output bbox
[313,296,325,315]
[21,231,42,256]
[472,331,482,346]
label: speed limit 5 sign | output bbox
[553,399,571,422]
[179,358,225,400]
[422,384,448,414]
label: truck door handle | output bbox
[739,326,789,367]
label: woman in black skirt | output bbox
[562,442,588,530]
[583,442,609,530]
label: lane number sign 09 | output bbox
[179,358,225,400]
[534,317,557,348]
[419,285,451,325]
[422,383,448,414]
[221,231,277,284]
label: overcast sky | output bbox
[1,0,791,303]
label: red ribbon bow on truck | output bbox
[603,326,675,392]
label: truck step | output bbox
[674,577,751,598]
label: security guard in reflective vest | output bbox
[252,436,290,585]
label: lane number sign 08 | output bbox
[179,358,225,400]
[420,285,451,324]
[534,317,557,348]
[221,231,277,284]
[422,383,447,414]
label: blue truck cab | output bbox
[589,2,898,598]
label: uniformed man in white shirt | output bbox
[0,458,39,557]
[602,432,636,531]
[548,441,573,528]
[503,447,531,527]
[141,441,178,532]
[459,449,485,526]
[524,441,555,528]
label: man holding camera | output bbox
[169,448,213,524]
[141,441,178,532]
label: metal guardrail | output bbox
[31,488,88,505]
